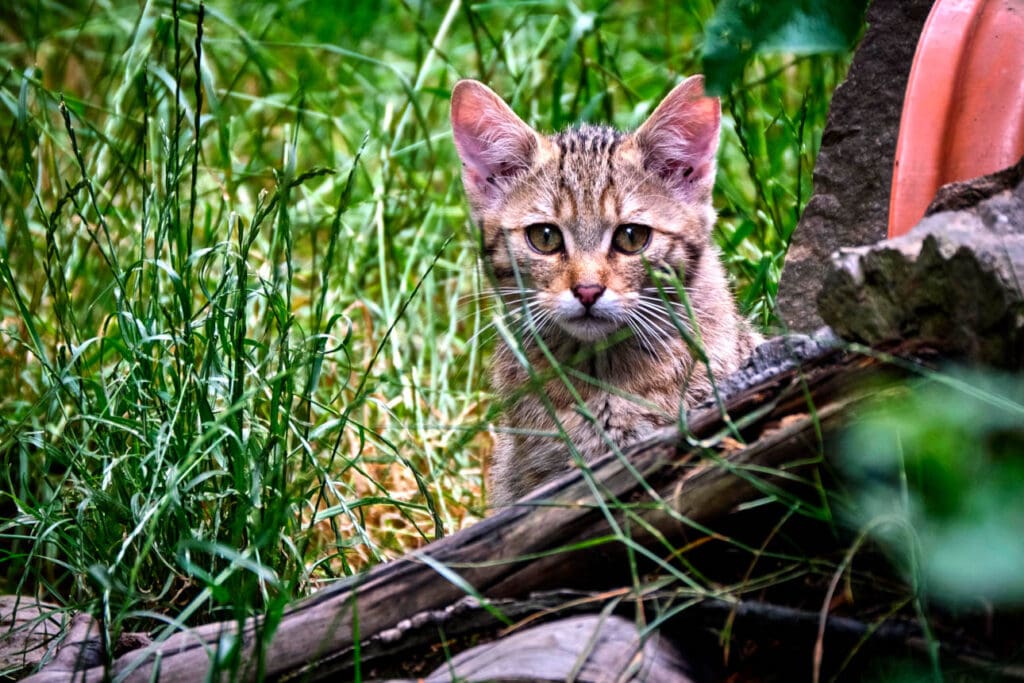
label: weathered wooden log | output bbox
[25,337,939,682]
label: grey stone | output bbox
[424,614,695,683]
[776,0,935,332]
[818,157,1024,368]
[0,595,64,676]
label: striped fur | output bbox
[451,78,761,506]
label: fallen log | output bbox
[25,336,946,682]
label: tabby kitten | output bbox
[451,76,760,506]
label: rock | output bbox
[0,595,64,677]
[776,0,934,332]
[818,157,1024,368]
[422,615,696,683]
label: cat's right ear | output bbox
[451,80,538,211]
[634,75,720,205]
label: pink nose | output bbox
[572,284,605,308]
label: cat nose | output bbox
[572,284,606,308]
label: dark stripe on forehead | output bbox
[554,126,623,156]
[556,137,569,194]
[598,176,616,214]
[564,181,578,216]
[606,132,621,156]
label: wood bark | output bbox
[23,339,942,682]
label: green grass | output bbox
[0,0,849,674]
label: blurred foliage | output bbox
[702,0,869,94]
[841,369,1024,606]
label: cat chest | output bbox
[508,387,675,460]
[492,343,695,459]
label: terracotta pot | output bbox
[888,0,1024,238]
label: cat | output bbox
[450,76,761,506]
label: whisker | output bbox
[635,316,674,355]
[624,317,658,355]
[632,300,694,338]
[636,294,706,319]
[465,323,501,349]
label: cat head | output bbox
[451,77,721,344]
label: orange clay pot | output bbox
[888,0,1024,238]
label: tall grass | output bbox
[0,0,849,672]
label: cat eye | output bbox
[612,223,651,254]
[525,223,565,255]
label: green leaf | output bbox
[702,0,868,94]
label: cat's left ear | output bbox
[451,80,540,211]
[634,75,720,204]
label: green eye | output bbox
[612,223,651,254]
[525,223,565,254]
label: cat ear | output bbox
[634,75,720,203]
[451,80,539,210]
